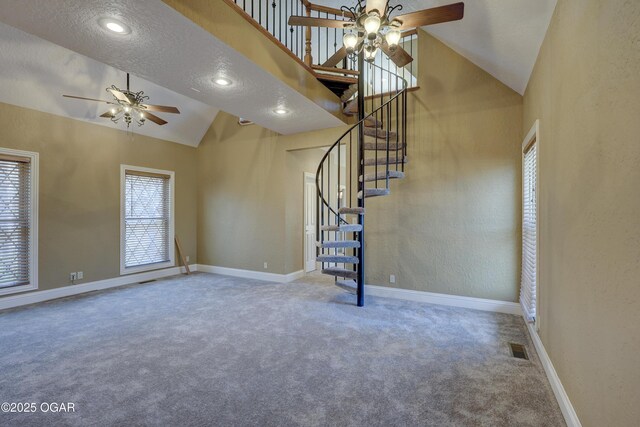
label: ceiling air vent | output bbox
[509,343,529,360]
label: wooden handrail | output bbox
[401,29,418,38]
[312,65,360,75]
[364,86,420,101]
[301,0,349,17]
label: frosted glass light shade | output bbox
[343,32,358,51]
[364,14,381,36]
[385,29,401,47]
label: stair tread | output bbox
[363,156,408,166]
[338,207,365,215]
[357,188,391,199]
[343,99,358,115]
[359,170,405,182]
[317,240,361,249]
[321,224,363,232]
[364,117,382,128]
[340,84,358,102]
[317,255,359,264]
[316,73,358,85]
[363,142,405,150]
[335,279,357,294]
[311,65,359,76]
[364,127,397,139]
[322,267,357,279]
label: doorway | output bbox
[303,172,317,273]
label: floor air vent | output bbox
[509,343,529,360]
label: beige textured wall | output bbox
[196,112,348,274]
[285,148,325,273]
[523,1,640,425]
[0,102,198,293]
[365,31,523,301]
[196,31,523,301]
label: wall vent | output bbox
[509,343,529,360]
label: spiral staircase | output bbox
[315,58,407,306]
[225,0,411,306]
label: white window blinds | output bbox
[0,155,32,289]
[520,141,537,322]
[124,170,172,270]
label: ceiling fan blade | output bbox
[142,104,180,114]
[107,88,131,104]
[144,112,168,126]
[63,94,114,104]
[393,2,464,29]
[380,40,414,68]
[366,0,388,15]
[288,16,351,28]
[322,47,348,68]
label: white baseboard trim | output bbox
[366,285,522,315]
[0,264,197,311]
[526,323,582,427]
[196,265,304,283]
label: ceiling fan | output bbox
[63,73,180,128]
[288,0,464,67]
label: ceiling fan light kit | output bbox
[63,73,180,128]
[289,1,464,67]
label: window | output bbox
[120,165,174,275]
[0,148,38,295]
[520,122,538,322]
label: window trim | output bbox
[521,120,540,330]
[120,164,175,276]
[0,147,38,296]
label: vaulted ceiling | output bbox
[318,0,558,94]
[0,21,218,147]
[0,0,344,146]
[0,0,557,147]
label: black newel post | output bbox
[356,50,365,307]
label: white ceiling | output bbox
[318,0,558,94]
[0,0,344,140]
[0,22,218,147]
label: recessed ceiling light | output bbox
[99,18,131,35]
[106,22,124,33]
[274,108,289,115]
[214,77,232,86]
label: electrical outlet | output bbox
[70,272,77,281]
[77,271,83,280]
[264,262,268,269]
[389,274,396,284]
[186,256,190,263]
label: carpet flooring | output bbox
[0,272,564,426]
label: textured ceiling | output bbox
[317,0,557,94]
[0,22,218,147]
[0,0,344,137]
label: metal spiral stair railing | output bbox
[315,60,408,307]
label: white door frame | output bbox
[303,172,317,273]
